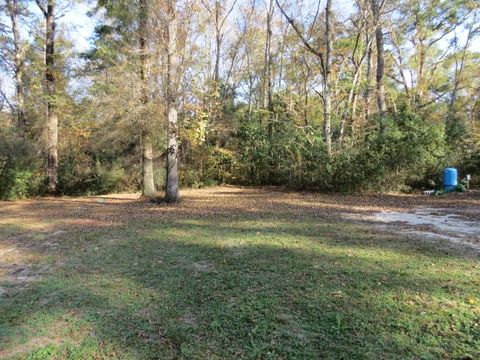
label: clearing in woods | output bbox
[0,186,479,359]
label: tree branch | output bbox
[220,0,238,30]
[34,0,48,17]
[275,0,325,74]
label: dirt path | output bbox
[345,205,480,252]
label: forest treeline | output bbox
[0,0,479,200]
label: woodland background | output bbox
[0,0,479,200]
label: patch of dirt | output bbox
[0,229,70,296]
[191,261,215,277]
[0,314,89,358]
[0,264,51,286]
[4,230,67,252]
[0,337,61,358]
[346,206,480,251]
[376,209,480,236]
[180,313,198,326]
[229,248,246,257]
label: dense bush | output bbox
[330,108,446,192]
[457,149,480,187]
[0,133,44,201]
[229,106,448,192]
[57,156,130,196]
[181,145,235,188]
[56,126,142,195]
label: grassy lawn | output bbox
[0,187,479,359]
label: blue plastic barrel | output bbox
[443,168,458,190]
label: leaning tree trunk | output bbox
[139,0,155,197]
[165,1,180,203]
[44,0,58,193]
[450,25,474,112]
[346,35,372,142]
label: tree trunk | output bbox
[7,0,26,128]
[340,63,361,144]
[342,30,371,143]
[214,0,221,83]
[165,1,180,203]
[371,0,387,118]
[390,31,411,98]
[142,137,156,197]
[323,0,332,157]
[263,0,274,136]
[139,0,155,198]
[275,0,331,153]
[416,41,426,104]
[304,81,309,126]
[364,35,373,123]
[450,26,473,110]
[44,0,58,194]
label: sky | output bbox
[0,2,96,98]
[22,0,480,62]
[60,2,97,52]
[1,0,478,101]
[49,0,357,52]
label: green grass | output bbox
[0,198,479,359]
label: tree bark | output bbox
[41,0,59,194]
[165,0,180,203]
[7,0,26,128]
[139,0,155,197]
[371,0,387,118]
[364,35,373,123]
[142,137,156,197]
[341,29,372,143]
[323,0,332,157]
[450,24,474,110]
[214,0,221,83]
[263,0,274,136]
[340,53,362,144]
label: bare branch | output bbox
[306,0,322,42]
[275,0,325,74]
[0,87,14,112]
[219,0,238,30]
[34,0,47,17]
[200,0,214,19]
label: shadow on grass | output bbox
[1,217,479,359]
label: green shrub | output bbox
[0,133,43,200]
[331,107,445,192]
[229,105,446,193]
[58,157,130,195]
[457,148,480,188]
